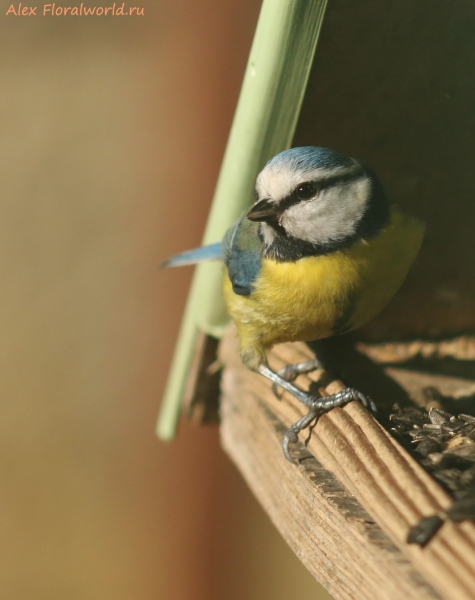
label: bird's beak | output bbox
[246,198,280,222]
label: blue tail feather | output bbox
[161,242,222,268]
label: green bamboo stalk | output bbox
[157,0,328,440]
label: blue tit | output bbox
[163,146,425,462]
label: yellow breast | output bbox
[223,205,424,368]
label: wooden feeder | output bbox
[159,1,475,598]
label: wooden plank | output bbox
[219,326,475,600]
[182,331,221,425]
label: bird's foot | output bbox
[282,388,376,464]
[282,407,321,463]
[272,358,321,399]
[256,364,376,463]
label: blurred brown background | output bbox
[1,0,474,598]
[0,1,329,599]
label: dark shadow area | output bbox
[309,334,475,427]
[309,334,412,425]
[424,393,475,419]
[295,0,475,340]
[373,356,475,382]
[378,356,475,416]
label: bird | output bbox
[163,146,425,462]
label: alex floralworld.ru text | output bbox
[6,3,144,16]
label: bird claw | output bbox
[282,427,300,464]
[282,387,375,463]
[354,390,377,413]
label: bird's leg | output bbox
[258,364,376,464]
[258,364,317,405]
[271,358,321,398]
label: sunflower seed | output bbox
[459,414,475,423]
[447,497,475,521]
[433,469,463,491]
[429,407,451,425]
[423,424,442,431]
[407,515,444,546]
[415,438,442,457]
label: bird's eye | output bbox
[296,182,317,199]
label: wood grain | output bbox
[219,326,475,600]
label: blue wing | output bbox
[161,242,222,268]
[162,216,263,296]
[224,216,263,296]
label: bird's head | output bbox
[247,147,388,258]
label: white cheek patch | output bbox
[281,177,371,245]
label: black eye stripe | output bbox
[278,169,366,212]
[262,169,390,262]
